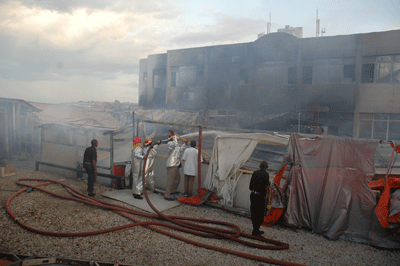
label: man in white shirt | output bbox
[181,140,203,197]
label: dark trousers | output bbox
[84,165,96,193]
[250,193,265,232]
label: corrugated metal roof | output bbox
[29,102,123,130]
[0,97,42,112]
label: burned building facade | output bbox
[139,30,400,140]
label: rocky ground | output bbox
[0,159,399,266]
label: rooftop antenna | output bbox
[316,8,320,37]
[267,13,271,34]
[321,27,326,36]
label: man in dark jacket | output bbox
[249,161,270,236]
[83,139,98,197]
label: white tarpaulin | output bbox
[204,133,289,206]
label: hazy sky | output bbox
[1,0,399,104]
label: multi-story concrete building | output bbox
[139,29,400,140]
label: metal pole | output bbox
[132,111,135,138]
[137,120,139,138]
[198,126,202,188]
[298,113,301,133]
[130,111,135,189]
[110,132,114,177]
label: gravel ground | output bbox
[1,162,400,266]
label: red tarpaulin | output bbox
[177,188,218,205]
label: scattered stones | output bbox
[0,169,399,265]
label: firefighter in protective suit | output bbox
[132,137,144,199]
[164,131,187,200]
[143,138,160,193]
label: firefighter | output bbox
[164,130,187,200]
[143,138,160,192]
[132,137,144,199]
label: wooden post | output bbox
[40,126,44,160]
[198,126,202,188]
[110,132,114,176]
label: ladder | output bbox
[311,106,321,134]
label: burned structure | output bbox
[139,29,400,140]
[0,98,42,159]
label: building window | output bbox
[376,62,391,83]
[198,70,204,86]
[373,120,388,140]
[254,61,286,85]
[288,67,296,84]
[343,64,355,83]
[361,64,375,83]
[217,110,228,116]
[153,74,160,89]
[300,58,355,85]
[394,62,400,83]
[184,92,194,100]
[389,120,400,140]
[240,69,249,85]
[314,58,344,84]
[361,55,400,83]
[153,69,166,89]
[171,72,176,87]
[143,72,147,82]
[228,110,238,116]
[359,121,372,139]
[359,113,400,141]
[302,66,313,84]
[171,66,197,87]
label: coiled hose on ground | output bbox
[5,143,306,266]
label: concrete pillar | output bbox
[352,38,363,138]
[296,42,303,85]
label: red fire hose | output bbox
[5,143,306,266]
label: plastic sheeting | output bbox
[282,134,400,248]
[204,133,289,206]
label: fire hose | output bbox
[5,143,306,266]
[172,131,212,158]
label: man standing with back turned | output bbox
[181,140,203,197]
[249,161,270,236]
[83,139,98,197]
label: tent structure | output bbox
[204,132,400,248]
[204,132,289,206]
[266,133,400,248]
